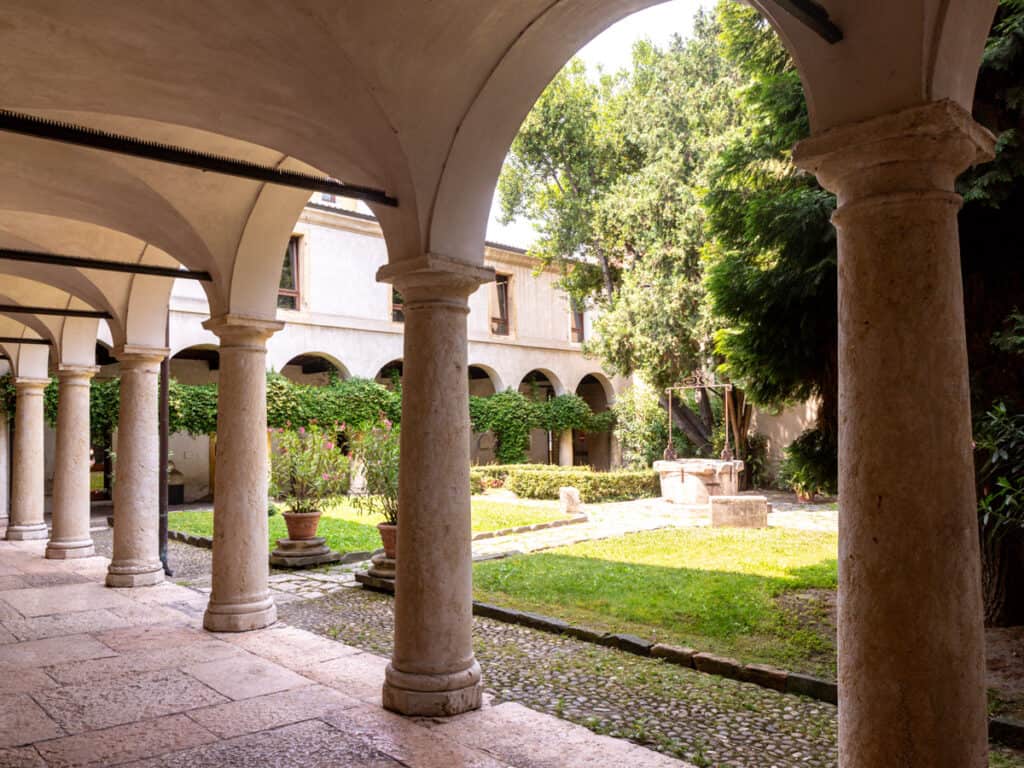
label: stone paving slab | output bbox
[0,693,64,748]
[0,538,689,768]
[34,713,219,768]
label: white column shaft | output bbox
[203,317,280,632]
[47,368,97,558]
[6,379,48,540]
[107,353,164,587]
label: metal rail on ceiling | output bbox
[0,109,398,207]
[770,0,842,43]
[0,336,51,346]
[0,303,111,319]
[0,248,213,281]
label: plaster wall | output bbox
[751,401,820,472]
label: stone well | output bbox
[653,459,745,505]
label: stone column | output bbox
[0,415,10,528]
[47,366,98,558]
[5,378,49,540]
[202,315,282,632]
[377,255,494,717]
[558,430,574,467]
[793,100,994,767]
[107,349,166,587]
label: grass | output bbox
[168,497,566,556]
[472,526,840,676]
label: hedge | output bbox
[504,468,659,503]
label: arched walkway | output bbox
[280,352,350,386]
[574,373,612,470]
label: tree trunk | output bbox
[659,396,712,454]
[982,526,1024,626]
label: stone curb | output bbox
[990,716,1024,749]
[168,530,213,549]
[470,515,588,541]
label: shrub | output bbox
[350,417,400,525]
[505,468,659,502]
[777,428,837,497]
[269,423,351,514]
[469,470,485,495]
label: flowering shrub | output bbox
[351,416,400,525]
[269,423,350,514]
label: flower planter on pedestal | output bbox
[270,510,342,568]
[368,522,397,579]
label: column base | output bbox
[45,539,96,559]
[5,523,49,541]
[203,596,277,632]
[383,661,483,717]
[106,561,164,588]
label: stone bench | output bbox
[710,496,770,529]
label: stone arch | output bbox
[574,373,613,471]
[170,344,221,386]
[280,352,351,386]
[517,368,565,398]
[467,364,502,396]
[374,359,404,390]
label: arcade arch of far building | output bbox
[280,352,350,386]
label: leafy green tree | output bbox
[499,13,745,453]
[702,1,837,470]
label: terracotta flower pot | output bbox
[377,523,397,559]
[283,510,322,540]
[795,490,817,503]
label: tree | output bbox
[499,13,745,453]
[702,2,838,476]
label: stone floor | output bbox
[0,539,688,768]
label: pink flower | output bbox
[322,473,329,480]
[325,442,335,451]
[298,426,305,435]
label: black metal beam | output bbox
[771,0,842,43]
[0,110,398,207]
[0,336,50,346]
[0,248,213,281]
[0,304,111,319]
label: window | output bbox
[571,302,585,343]
[491,274,510,336]
[277,236,300,310]
[391,288,405,323]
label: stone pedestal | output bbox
[377,255,493,717]
[203,316,282,632]
[6,379,49,541]
[710,496,769,528]
[367,551,396,579]
[269,537,341,568]
[107,350,165,587]
[794,100,993,767]
[47,366,98,559]
[654,459,744,504]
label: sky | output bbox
[485,0,711,249]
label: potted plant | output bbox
[269,422,350,540]
[351,416,400,560]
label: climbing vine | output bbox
[0,372,613,466]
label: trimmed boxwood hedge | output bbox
[503,468,659,502]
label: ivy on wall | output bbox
[0,372,613,465]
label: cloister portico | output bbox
[0,2,1003,765]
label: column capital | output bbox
[793,100,996,204]
[113,345,168,367]
[13,377,50,392]
[56,365,99,381]
[376,254,495,301]
[203,314,284,348]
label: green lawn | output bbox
[473,526,839,676]
[169,497,566,556]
